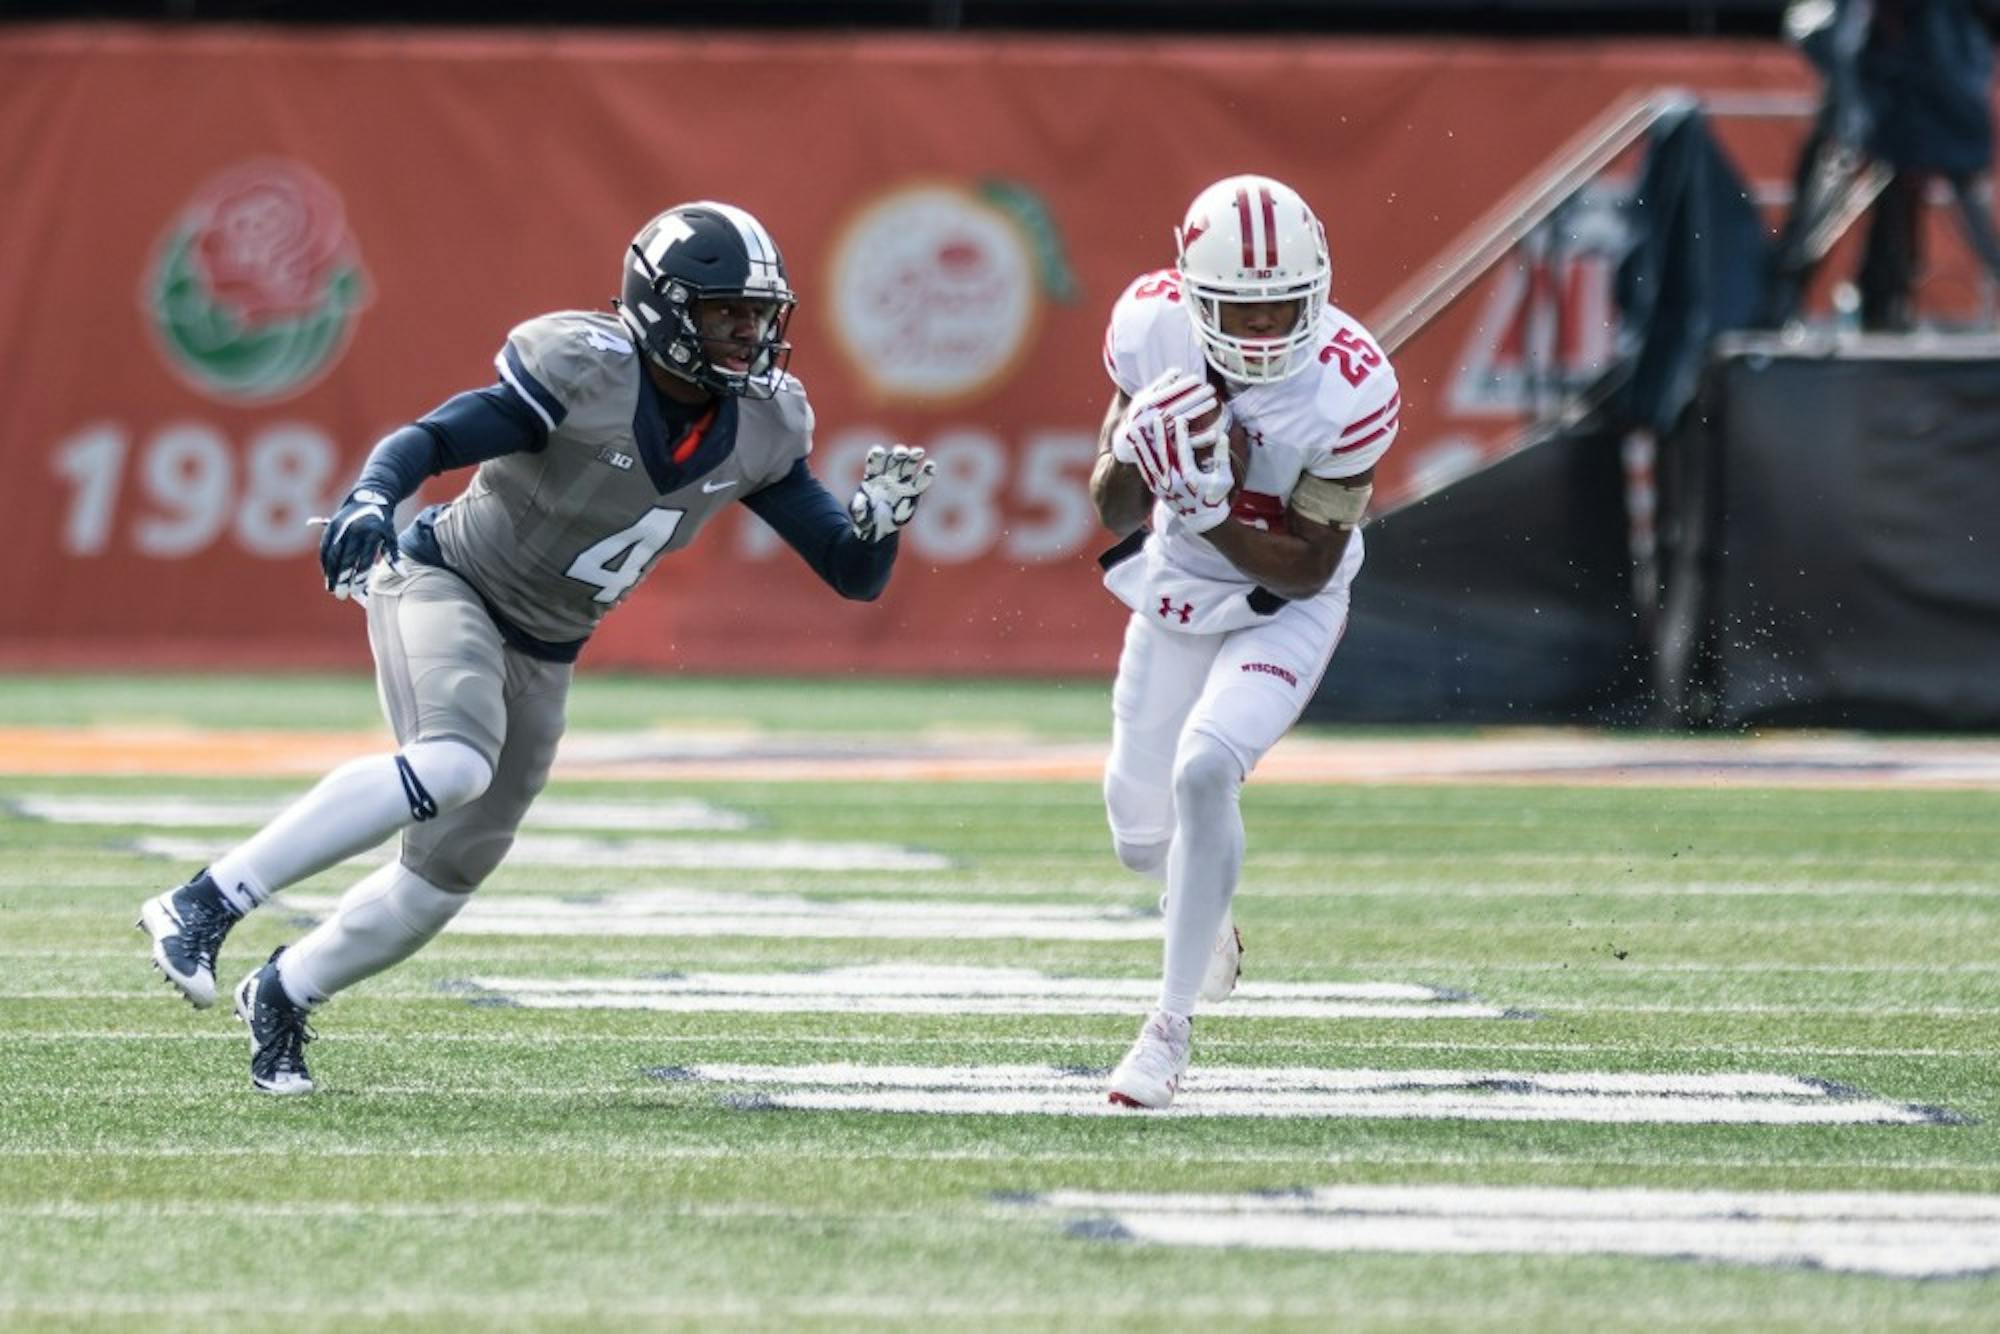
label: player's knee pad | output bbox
[402,829,517,895]
[334,863,465,942]
[281,864,469,1005]
[1172,731,1244,815]
[1113,836,1170,878]
[397,737,494,817]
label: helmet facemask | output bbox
[621,243,796,401]
[1174,177,1332,385]
[615,203,797,401]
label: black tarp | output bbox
[1306,417,1650,724]
[1614,105,1772,436]
[1673,335,2000,728]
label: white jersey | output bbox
[1100,268,1400,634]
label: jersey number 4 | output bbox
[566,508,685,604]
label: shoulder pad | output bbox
[767,371,815,450]
[1103,270,1199,397]
[496,311,635,431]
[1312,317,1401,478]
[737,371,815,473]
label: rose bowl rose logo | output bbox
[144,159,371,403]
[827,181,1074,403]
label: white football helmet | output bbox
[1174,175,1330,384]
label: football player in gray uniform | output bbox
[137,201,935,1094]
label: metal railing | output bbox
[1368,89,1817,356]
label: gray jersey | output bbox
[426,310,812,648]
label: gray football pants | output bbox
[364,562,572,893]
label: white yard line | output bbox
[279,891,1159,941]
[462,966,1504,1020]
[1025,1185,2000,1279]
[5,1145,1994,1175]
[11,988,1999,1016]
[139,833,947,873]
[690,1064,1829,1096]
[7,1078,1945,1124]
[759,1089,1935,1123]
[676,1064,1952,1125]
[11,946,2000,976]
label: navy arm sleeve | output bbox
[351,383,547,503]
[742,457,898,602]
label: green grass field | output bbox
[3,674,1998,1330]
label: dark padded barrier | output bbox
[1667,334,2000,728]
[1308,418,1650,725]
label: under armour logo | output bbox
[1158,597,1194,625]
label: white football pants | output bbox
[1103,584,1351,1017]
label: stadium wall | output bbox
[0,27,1822,674]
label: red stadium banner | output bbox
[0,28,1836,674]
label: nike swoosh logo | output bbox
[701,478,738,494]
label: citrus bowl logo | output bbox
[144,159,370,404]
[827,183,1051,403]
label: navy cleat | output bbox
[234,949,316,1096]
[136,869,243,1009]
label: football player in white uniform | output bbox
[1090,175,1399,1108]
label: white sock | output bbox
[277,863,467,1007]
[207,739,493,913]
[1158,732,1245,1017]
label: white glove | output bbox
[1112,369,1227,497]
[1155,415,1235,533]
[1172,405,1235,508]
[847,444,938,543]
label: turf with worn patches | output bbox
[1,675,1998,1329]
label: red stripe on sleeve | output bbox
[1333,412,1399,454]
[1341,392,1402,437]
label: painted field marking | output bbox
[461,965,1506,1019]
[674,1063,1958,1124]
[1023,1185,2000,1279]
[140,833,946,873]
[7,793,751,832]
[283,889,1156,940]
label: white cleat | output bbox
[1198,917,1244,1004]
[1106,1010,1192,1110]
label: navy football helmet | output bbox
[613,202,796,400]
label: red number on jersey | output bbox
[1318,327,1384,387]
[1132,270,1182,302]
